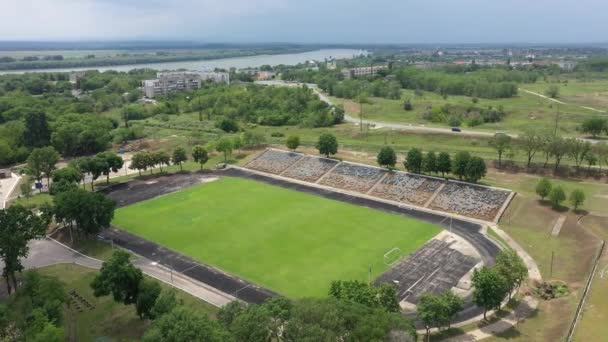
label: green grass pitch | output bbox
[112,177,442,298]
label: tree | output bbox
[471,267,508,320]
[216,118,239,133]
[581,116,607,138]
[87,156,109,190]
[229,305,272,342]
[569,189,586,211]
[317,133,338,158]
[452,151,471,180]
[136,279,161,320]
[216,137,233,162]
[91,250,143,306]
[54,189,116,237]
[26,147,60,192]
[585,152,598,172]
[423,151,438,174]
[130,151,151,176]
[150,289,180,320]
[547,137,569,171]
[465,156,487,183]
[232,136,243,155]
[545,85,560,99]
[568,139,591,171]
[417,294,447,338]
[403,99,413,111]
[192,145,209,170]
[152,151,171,172]
[172,148,188,171]
[143,307,231,342]
[441,291,464,328]
[286,135,300,151]
[96,151,124,184]
[489,134,512,167]
[121,104,145,128]
[535,177,552,200]
[52,167,81,185]
[24,111,51,148]
[520,130,544,167]
[217,301,246,329]
[495,249,528,300]
[548,185,566,209]
[377,283,400,313]
[437,152,452,177]
[0,205,49,293]
[241,131,266,147]
[377,146,397,168]
[405,148,423,173]
[20,180,33,199]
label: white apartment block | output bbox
[142,71,230,98]
[341,65,387,79]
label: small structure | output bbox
[0,169,10,179]
[142,71,230,98]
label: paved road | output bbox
[11,238,235,308]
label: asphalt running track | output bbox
[101,169,500,323]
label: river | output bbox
[0,49,365,74]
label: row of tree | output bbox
[494,130,608,172]
[91,250,417,342]
[376,146,488,183]
[535,178,586,210]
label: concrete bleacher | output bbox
[429,182,511,221]
[245,149,303,175]
[318,162,387,193]
[375,239,478,304]
[243,149,512,223]
[371,172,443,206]
[282,155,339,182]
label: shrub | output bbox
[535,178,552,200]
[549,186,566,208]
[270,132,285,138]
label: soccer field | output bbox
[112,177,442,298]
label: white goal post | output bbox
[383,247,402,266]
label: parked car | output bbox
[451,127,462,132]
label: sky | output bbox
[2,0,607,44]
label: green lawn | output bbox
[37,264,217,341]
[113,177,441,298]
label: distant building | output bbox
[256,71,276,81]
[142,71,230,98]
[69,71,86,87]
[341,65,387,79]
[557,61,577,71]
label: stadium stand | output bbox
[429,182,511,221]
[375,239,478,304]
[282,155,339,182]
[243,149,512,222]
[371,172,443,206]
[319,162,387,193]
[245,149,303,174]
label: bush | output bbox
[569,189,586,211]
[549,186,566,208]
[216,118,239,133]
[403,99,413,111]
[286,136,300,151]
[270,132,285,137]
[535,178,552,200]
[377,146,397,168]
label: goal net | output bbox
[383,247,402,266]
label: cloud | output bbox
[0,0,607,43]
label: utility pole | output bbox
[550,251,555,278]
[554,104,560,137]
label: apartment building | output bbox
[142,71,230,98]
[341,65,387,79]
